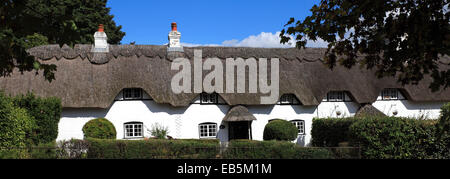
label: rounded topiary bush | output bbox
[82,118,116,139]
[263,119,298,141]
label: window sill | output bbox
[123,137,144,140]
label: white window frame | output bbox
[123,88,143,100]
[291,120,305,135]
[381,88,399,100]
[198,123,217,138]
[124,122,144,138]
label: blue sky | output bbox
[107,0,326,47]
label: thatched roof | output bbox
[0,44,449,108]
[223,106,257,122]
[355,104,387,118]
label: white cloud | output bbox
[180,31,328,48]
[221,32,295,48]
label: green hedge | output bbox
[0,93,35,159]
[263,119,298,141]
[311,118,356,147]
[82,118,117,139]
[222,140,334,159]
[86,138,220,159]
[311,103,450,159]
[13,93,62,144]
[348,117,446,159]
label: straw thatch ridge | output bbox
[0,44,448,108]
[26,44,327,63]
[223,105,257,122]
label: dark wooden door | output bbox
[229,121,250,140]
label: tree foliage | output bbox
[0,0,125,82]
[280,0,450,91]
[0,92,35,158]
[13,93,62,145]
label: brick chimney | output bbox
[168,22,183,51]
[92,24,109,52]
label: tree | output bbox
[0,0,125,82]
[280,0,449,91]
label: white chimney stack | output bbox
[92,24,109,52]
[168,22,183,52]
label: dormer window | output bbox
[381,88,399,100]
[200,93,218,104]
[327,91,345,102]
[323,91,352,102]
[278,94,301,105]
[123,88,143,100]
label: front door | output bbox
[228,121,251,140]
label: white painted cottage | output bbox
[1,23,449,146]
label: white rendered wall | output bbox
[316,102,360,118]
[56,91,446,145]
[372,90,445,119]
[57,97,361,146]
[57,99,230,142]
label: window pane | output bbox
[201,94,209,103]
[210,94,217,103]
[382,89,398,100]
[199,124,216,138]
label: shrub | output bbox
[348,117,443,159]
[13,93,62,144]
[263,119,298,141]
[82,118,117,139]
[222,140,334,159]
[148,123,169,139]
[0,92,35,159]
[437,103,450,141]
[85,138,220,159]
[56,139,90,159]
[311,118,356,147]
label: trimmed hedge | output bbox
[86,138,220,159]
[13,93,62,144]
[222,140,334,159]
[311,117,356,147]
[348,117,447,159]
[263,119,298,141]
[0,93,35,159]
[82,118,117,139]
[311,103,450,159]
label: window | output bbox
[124,122,143,138]
[200,93,218,104]
[198,123,217,138]
[278,94,300,105]
[123,88,142,100]
[291,120,305,135]
[326,91,345,102]
[381,88,398,100]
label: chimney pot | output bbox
[98,24,104,32]
[171,22,177,31]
